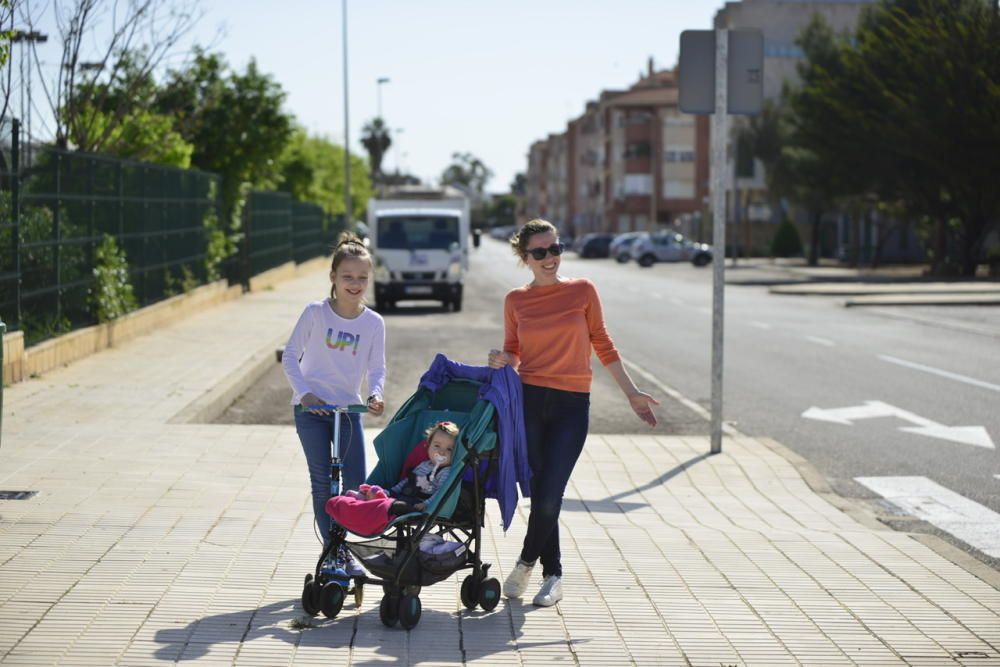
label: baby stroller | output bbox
[300,355,528,630]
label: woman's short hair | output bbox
[509,218,558,260]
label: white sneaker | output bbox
[503,559,535,598]
[532,575,563,607]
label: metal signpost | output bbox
[679,29,763,454]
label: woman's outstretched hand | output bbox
[628,392,660,427]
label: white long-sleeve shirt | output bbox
[282,299,386,407]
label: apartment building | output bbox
[524,63,710,238]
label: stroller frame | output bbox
[300,380,502,629]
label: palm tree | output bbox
[361,117,392,183]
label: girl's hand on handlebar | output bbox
[628,392,660,428]
[301,393,330,415]
[367,395,385,417]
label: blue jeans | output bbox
[294,407,366,542]
[519,383,590,578]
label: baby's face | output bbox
[428,432,455,466]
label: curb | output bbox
[167,332,287,425]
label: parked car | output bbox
[575,233,615,258]
[631,232,713,267]
[610,232,647,263]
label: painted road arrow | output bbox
[802,400,995,449]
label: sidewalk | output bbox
[725,259,1000,307]
[2,268,999,666]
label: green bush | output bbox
[90,235,138,323]
[771,218,804,258]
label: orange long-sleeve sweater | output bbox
[502,278,620,393]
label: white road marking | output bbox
[879,355,1000,394]
[855,476,1000,558]
[995,474,1000,481]
[803,400,995,449]
[750,321,772,330]
[805,336,835,347]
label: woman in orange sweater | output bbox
[487,218,659,607]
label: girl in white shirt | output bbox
[282,233,386,545]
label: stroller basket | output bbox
[348,536,468,587]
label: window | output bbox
[664,180,694,198]
[623,174,653,195]
[664,145,695,162]
[377,215,459,250]
[624,142,652,159]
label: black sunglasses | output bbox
[526,243,564,261]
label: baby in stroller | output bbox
[329,422,459,532]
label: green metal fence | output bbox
[1,125,221,344]
[1,121,341,346]
[238,191,342,286]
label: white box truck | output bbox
[368,187,470,312]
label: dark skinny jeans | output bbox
[519,383,590,578]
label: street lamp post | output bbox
[11,30,48,166]
[342,0,351,229]
[376,76,390,119]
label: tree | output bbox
[157,51,294,219]
[19,0,202,150]
[789,1,1000,275]
[360,117,391,183]
[72,103,193,167]
[440,152,493,195]
[277,127,372,219]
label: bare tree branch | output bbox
[24,0,202,150]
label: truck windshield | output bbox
[377,215,460,250]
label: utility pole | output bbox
[342,0,352,230]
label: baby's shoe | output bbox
[344,489,364,499]
[359,484,388,500]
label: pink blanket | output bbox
[325,495,394,536]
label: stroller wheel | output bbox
[320,582,346,619]
[379,593,399,627]
[460,575,480,610]
[478,578,501,611]
[398,594,422,630]
[301,574,321,616]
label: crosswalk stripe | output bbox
[855,476,1000,558]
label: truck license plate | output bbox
[404,286,433,295]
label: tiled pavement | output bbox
[1,269,999,666]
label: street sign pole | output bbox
[710,29,728,454]
[680,27,761,455]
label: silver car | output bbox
[630,232,713,267]
[610,232,647,263]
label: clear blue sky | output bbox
[21,1,719,192]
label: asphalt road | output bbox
[218,237,1000,568]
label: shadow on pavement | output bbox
[153,593,579,663]
[562,451,712,513]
